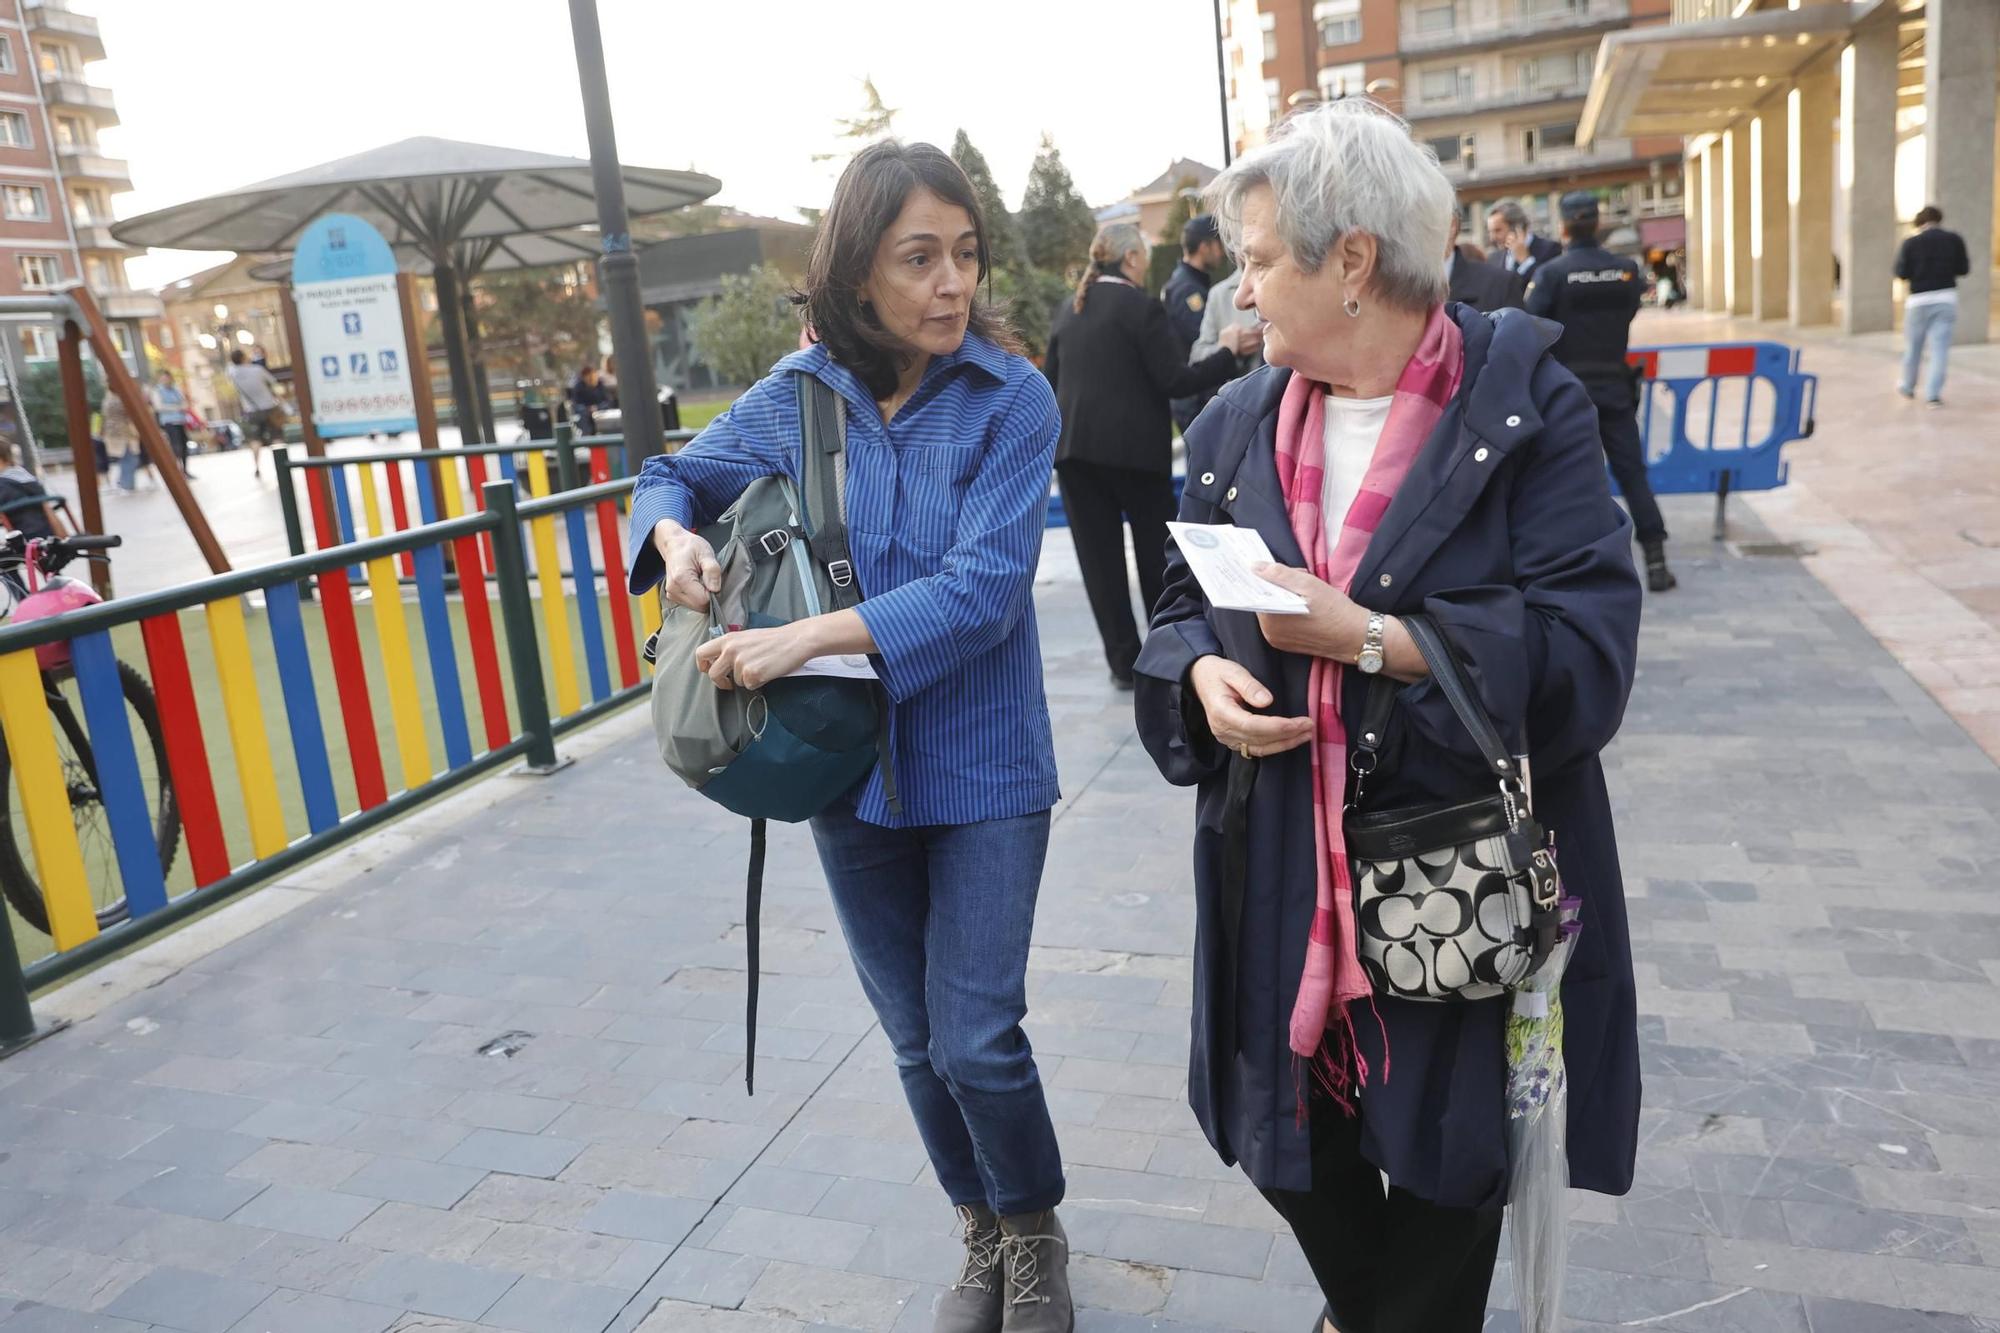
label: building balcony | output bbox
[98,287,162,321]
[25,1,107,63]
[1403,83,1589,122]
[56,143,131,186]
[1438,142,1677,191]
[42,78,119,128]
[1399,0,1628,60]
[71,220,131,252]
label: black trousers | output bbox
[161,423,190,471]
[1056,460,1176,678]
[1261,1093,1503,1333]
[1597,401,1667,547]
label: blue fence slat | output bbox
[411,543,474,768]
[564,507,612,703]
[412,457,440,525]
[328,462,364,583]
[68,631,168,916]
[498,450,519,487]
[263,581,341,835]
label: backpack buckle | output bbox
[827,559,854,588]
[758,528,792,557]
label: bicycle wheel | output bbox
[0,659,180,934]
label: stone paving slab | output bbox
[5,506,2000,1332]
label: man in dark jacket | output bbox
[1894,204,1971,406]
[1445,213,1525,312]
[1528,191,1677,593]
[1486,199,1562,278]
[1045,223,1258,686]
[1162,213,1229,432]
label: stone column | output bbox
[1705,143,1728,311]
[1754,103,1790,321]
[1790,69,1837,326]
[1685,152,1705,308]
[1924,0,1997,344]
[1726,121,1755,314]
[1840,11,1898,334]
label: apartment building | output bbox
[1221,0,1686,252]
[0,0,155,387]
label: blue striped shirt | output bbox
[627,334,1062,828]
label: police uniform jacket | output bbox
[1526,241,1643,410]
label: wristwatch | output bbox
[1356,613,1387,675]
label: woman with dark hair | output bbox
[627,141,1073,1333]
[1045,222,1259,687]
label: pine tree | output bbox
[815,76,897,160]
[950,130,1025,275]
[1017,134,1098,276]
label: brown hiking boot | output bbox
[998,1209,1073,1332]
[933,1203,1003,1333]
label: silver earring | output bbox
[1343,296,1361,318]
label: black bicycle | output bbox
[0,528,179,934]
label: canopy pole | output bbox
[431,261,484,445]
[568,0,663,463]
[461,286,499,445]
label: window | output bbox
[1420,66,1473,104]
[1416,2,1457,34]
[3,184,46,220]
[1265,77,1282,121]
[1261,11,1278,61]
[0,112,29,148]
[53,116,87,148]
[109,323,132,356]
[1318,62,1364,101]
[71,186,107,222]
[0,36,14,74]
[1316,0,1361,47]
[1522,121,1579,161]
[86,257,111,288]
[1519,48,1592,92]
[19,326,55,361]
[1428,134,1463,164]
[17,254,62,289]
[38,44,73,78]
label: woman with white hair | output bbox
[1133,99,1643,1331]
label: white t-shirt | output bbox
[1321,393,1394,549]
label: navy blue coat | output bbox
[1133,304,1643,1210]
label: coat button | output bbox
[1225,486,1238,501]
[1379,574,1393,588]
[1474,447,1490,462]
[1200,472,1216,486]
[1504,414,1522,428]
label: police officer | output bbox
[1527,191,1677,592]
[1162,213,1228,432]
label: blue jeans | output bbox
[1900,299,1957,401]
[115,450,139,490]
[810,800,1065,1216]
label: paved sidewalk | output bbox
[3,503,2000,1333]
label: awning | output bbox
[1639,216,1686,250]
[1580,1,1884,145]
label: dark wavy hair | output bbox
[796,141,1020,400]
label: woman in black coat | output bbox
[1045,222,1262,686]
[1134,101,1643,1333]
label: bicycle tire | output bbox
[0,659,181,934]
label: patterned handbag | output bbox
[1344,615,1562,1002]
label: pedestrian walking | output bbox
[1162,213,1231,431]
[1134,100,1643,1333]
[100,386,143,492]
[1044,221,1261,687]
[150,369,195,478]
[629,140,1077,1333]
[1527,191,1677,592]
[225,348,285,479]
[1485,198,1561,278]
[1895,204,1971,407]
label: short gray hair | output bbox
[1208,98,1453,313]
[1489,199,1531,231]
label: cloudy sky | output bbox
[91,0,1229,289]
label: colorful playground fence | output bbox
[0,473,663,1048]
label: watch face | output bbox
[1357,649,1384,674]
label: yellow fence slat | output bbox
[638,589,661,642]
[524,450,581,716]
[363,549,432,792]
[356,460,386,538]
[0,651,97,949]
[438,456,465,520]
[204,597,288,860]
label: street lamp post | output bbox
[566,0,663,464]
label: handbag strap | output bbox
[1396,614,1520,784]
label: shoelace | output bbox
[951,1206,1002,1294]
[1002,1230,1064,1306]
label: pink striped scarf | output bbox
[1272,304,1463,1109]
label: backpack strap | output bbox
[793,372,901,817]
[743,817,766,1096]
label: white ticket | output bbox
[1166,522,1309,615]
[789,653,880,681]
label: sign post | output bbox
[291,214,419,442]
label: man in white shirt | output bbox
[225,347,285,479]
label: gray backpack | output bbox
[647,372,896,1091]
